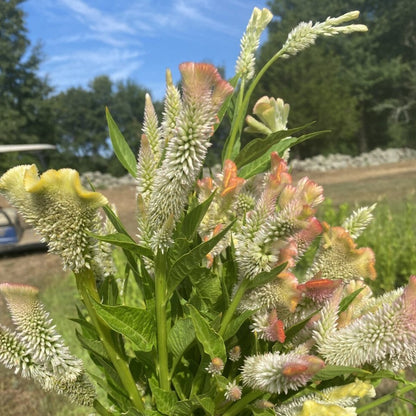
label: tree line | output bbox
[1,0,415,174]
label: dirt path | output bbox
[1,159,415,286]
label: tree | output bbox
[50,76,150,175]
[257,0,416,157]
[0,0,53,170]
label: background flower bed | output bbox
[1,159,415,415]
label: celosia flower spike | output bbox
[316,276,416,371]
[282,11,368,58]
[235,7,273,81]
[241,351,324,394]
[0,165,108,273]
[161,68,182,146]
[148,63,233,250]
[0,283,84,382]
[342,204,376,239]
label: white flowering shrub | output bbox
[1,7,415,416]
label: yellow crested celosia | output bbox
[298,401,356,416]
[0,165,108,273]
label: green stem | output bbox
[219,278,249,337]
[223,47,286,163]
[93,399,113,416]
[356,383,416,414]
[155,251,170,390]
[75,270,145,412]
[222,390,264,416]
[223,77,245,162]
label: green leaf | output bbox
[284,309,320,342]
[149,378,178,415]
[181,191,216,240]
[168,317,195,360]
[90,300,156,352]
[246,263,288,291]
[167,221,235,296]
[195,396,215,416]
[106,107,137,177]
[313,365,371,381]
[75,330,109,360]
[234,122,315,168]
[103,204,131,236]
[189,268,222,309]
[339,287,365,313]
[93,232,154,259]
[222,309,255,341]
[188,304,226,361]
[238,130,328,179]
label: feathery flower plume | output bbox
[245,96,290,135]
[315,276,416,371]
[142,93,162,161]
[342,204,376,239]
[0,283,83,381]
[236,8,273,81]
[148,63,233,250]
[282,11,368,58]
[161,68,182,146]
[0,165,108,272]
[0,324,38,379]
[241,351,324,394]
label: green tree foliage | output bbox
[50,76,150,175]
[257,0,416,157]
[0,0,53,170]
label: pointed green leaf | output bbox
[181,191,216,240]
[339,287,365,313]
[234,122,315,168]
[284,309,320,342]
[188,304,226,361]
[189,268,222,309]
[93,232,154,259]
[246,263,288,291]
[313,365,371,381]
[168,317,195,360]
[195,396,215,415]
[222,309,255,341]
[149,378,178,415]
[106,107,137,177]
[75,330,109,360]
[90,300,156,351]
[238,130,327,179]
[167,220,235,296]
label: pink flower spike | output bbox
[298,278,343,304]
[179,62,233,108]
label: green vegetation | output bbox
[257,0,416,158]
[1,0,415,173]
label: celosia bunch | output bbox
[1,6,414,416]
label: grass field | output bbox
[0,160,415,415]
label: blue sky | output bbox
[22,0,270,100]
